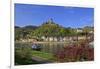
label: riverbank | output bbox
[15,41,75,44]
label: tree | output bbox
[83,26,92,43]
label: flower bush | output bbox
[54,43,94,62]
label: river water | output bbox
[15,42,69,54]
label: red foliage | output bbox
[54,44,94,62]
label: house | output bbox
[40,35,93,42]
[49,37,54,41]
[54,37,58,41]
[77,28,83,33]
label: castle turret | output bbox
[48,18,53,24]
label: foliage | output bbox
[15,46,33,65]
[15,25,38,40]
[54,44,94,62]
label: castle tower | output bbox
[48,18,53,24]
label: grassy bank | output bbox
[32,51,55,61]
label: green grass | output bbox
[32,51,54,60]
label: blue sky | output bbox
[15,3,94,28]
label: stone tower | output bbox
[48,18,53,24]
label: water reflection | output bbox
[15,43,68,54]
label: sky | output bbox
[15,3,94,28]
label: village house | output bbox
[76,28,83,33]
[41,36,87,42]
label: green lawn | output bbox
[32,51,55,60]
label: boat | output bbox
[32,44,41,51]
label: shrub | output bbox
[54,44,94,62]
[15,47,33,65]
